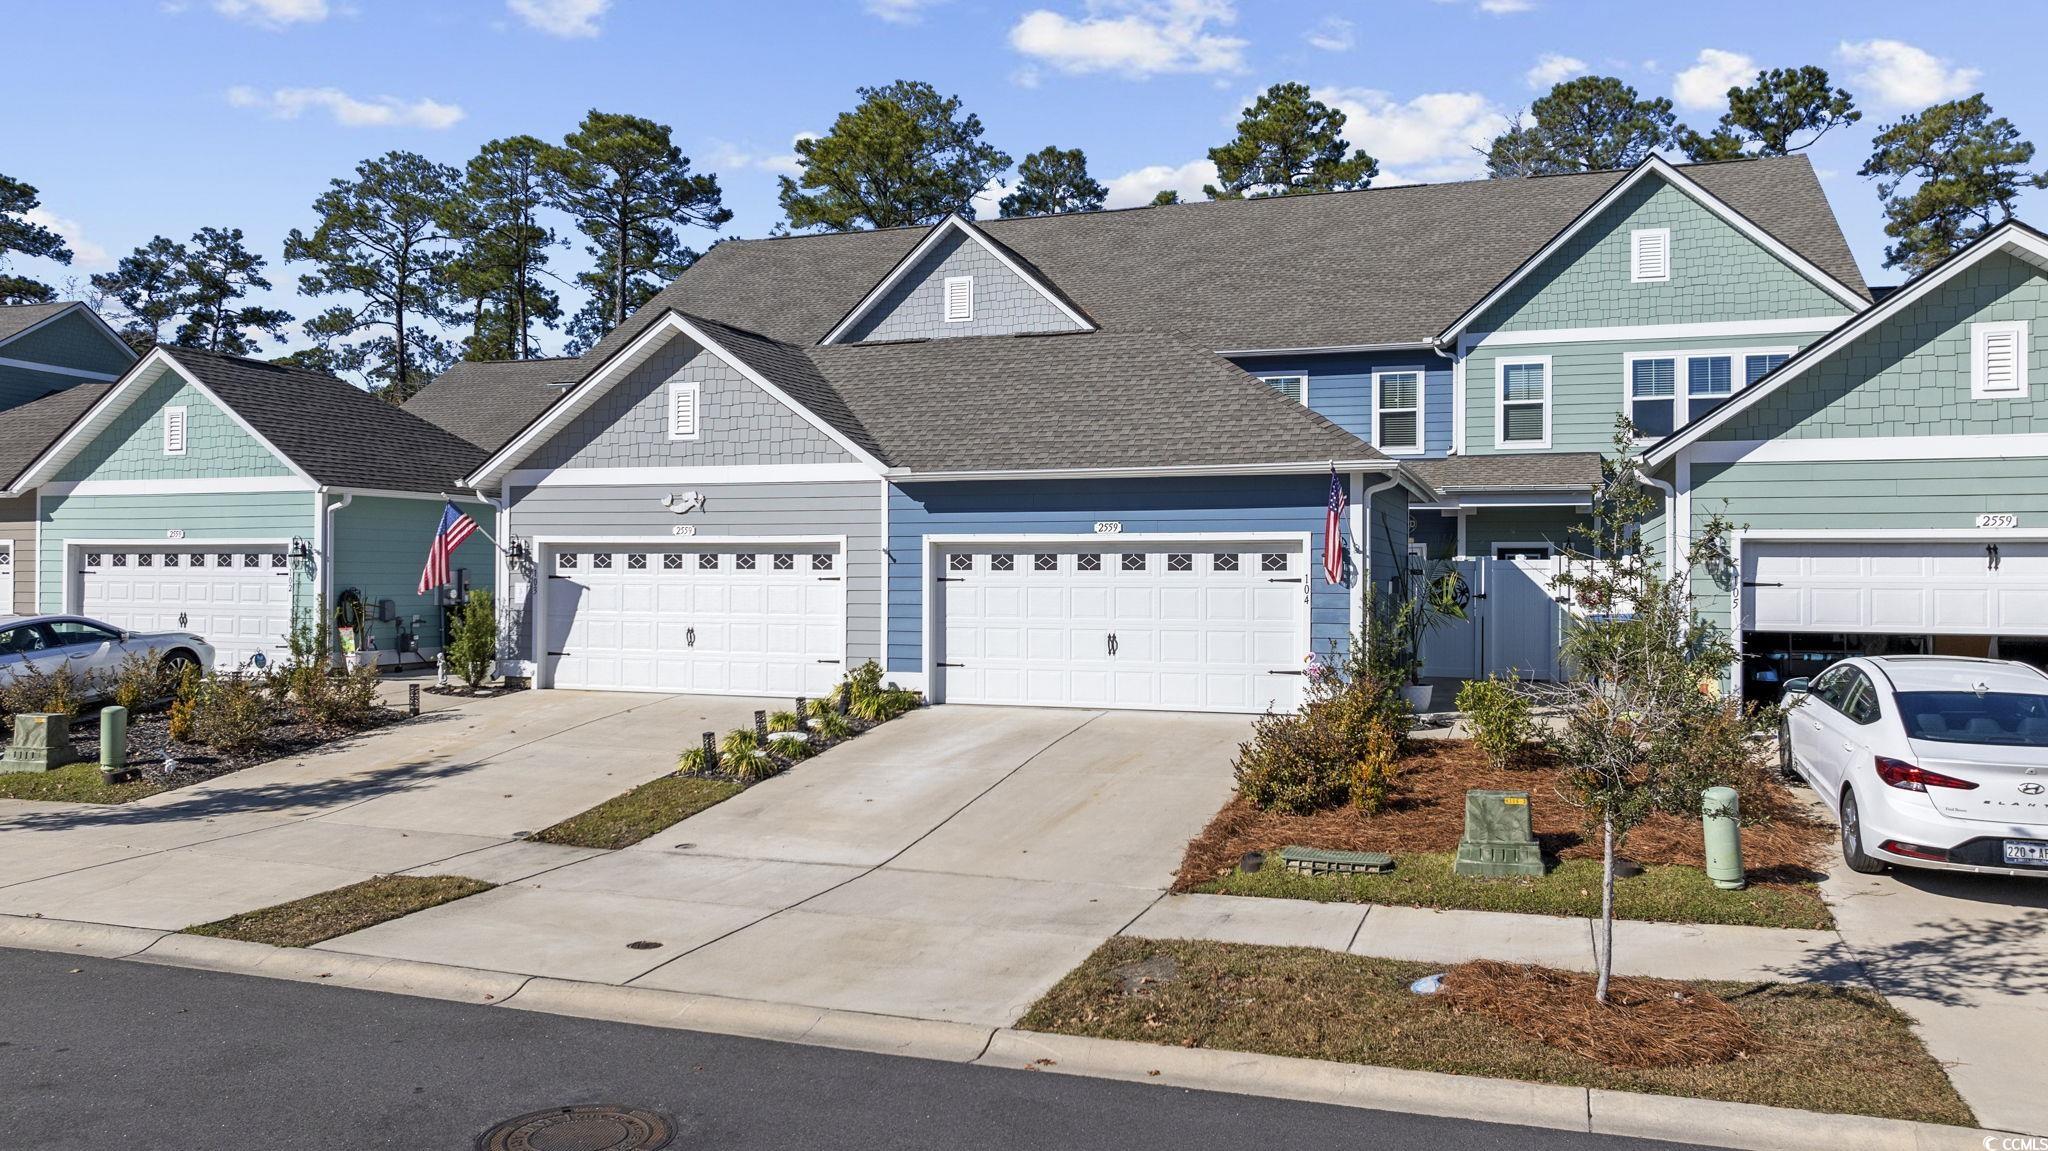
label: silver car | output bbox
[0,614,215,696]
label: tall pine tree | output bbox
[0,172,72,305]
[1204,83,1377,198]
[445,135,561,361]
[1485,76,1676,177]
[779,81,1011,231]
[1678,66,1860,161]
[1861,95,2047,271]
[999,147,1107,217]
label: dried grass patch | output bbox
[1438,960,1754,1068]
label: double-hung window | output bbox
[1373,369,1422,453]
[1744,351,1789,385]
[1496,357,1549,448]
[1686,355,1733,423]
[1259,374,1308,406]
[1627,357,1677,437]
[1626,347,1794,438]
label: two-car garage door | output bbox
[934,541,1308,713]
[77,545,295,668]
[1742,539,2048,635]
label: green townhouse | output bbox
[0,301,139,615]
[1645,219,2048,703]
[1,344,495,670]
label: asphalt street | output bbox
[0,946,1716,1150]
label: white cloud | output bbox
[24,208,110,272]
[1837,39,1980,110]
[1477,0,1532,12]
[212,0,327,27]
[507,0,609,37]
[1305,15,1353,52]
[706,134,813,178]
[1319,87,1511,183]
[1673,48,1756,110]
[1102,158,1217,207]
[1524,52,1583,90]
[1009,0,1246,79]
[226,85,466,130]
[865,0,944,23]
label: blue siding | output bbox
[886,475,1355,674]
[1230,350,1454,457]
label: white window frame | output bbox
[162,406,187,456]
[1630,227,1672,284]
[943,275,974,323]
[1371,367,1425,456]
[1492,541,1554,561]
[1621,346,1796,441]
[1258,373,1309,407]
[666,380,701,442]
[1972,320,2030,400]
[1494,355,1551,450]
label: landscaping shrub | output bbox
[769,731,816,760]
[809,710,854,742]
[444,590,497,689]
[0,661,91,722]
[110,651,169,713]
[1351,714,1401,813]
[766,710,802,733]
[166,665,202,743]
[676,745,710,774]
[192,672,270,753]
[838,659,922,723]
[720,728,779,783]
[323,664,383,728]
[1456,675,1535,769]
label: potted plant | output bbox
[1396,559,1467,711]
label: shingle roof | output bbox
[0,382,111,489]
[802,331,1379,472]
[403,357,577,453]
[0,302,81,344]
[1403,453,1604,492]
[159,347,486,492]
[580,155,1865,365]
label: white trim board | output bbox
[1434,156,1870,344]
[507,463,882,489]
[1648,222,2048,467]
[40,477,314,497]
[1461,316,1843,350]
[1683,431,2048,466]
[819,215,1094,345]
[0,356,121,381]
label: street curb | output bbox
[1584,1088,1987,1151]
[0,913,166,959]
[500,977,996,1063]
[125,933,528,1004]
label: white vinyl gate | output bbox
[0,541,12,612]
[76,544,295,669]
[1419,557,1563,681]
[541,543,843,696]
[933,541,1308,713]
[1741,539,2048,635]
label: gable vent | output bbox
[1630,228,1671,283]
[163,406,188,456]
[667,380,700,440]
[943,275,974,323]
[1973,320,2029,399]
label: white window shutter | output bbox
[163,406,187,455]
[1631,228,1671,283]
[943,275,974,322]
[668,381,699,440]
[1974,321,2028,398]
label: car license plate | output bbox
[2002,840,2048,867]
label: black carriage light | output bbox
[509,537,532,564]
[289,537,314,563]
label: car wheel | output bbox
[1777,718,1798,780]
[1839,788,1887,875]
[158,649,200,685]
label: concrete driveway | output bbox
[0,690,779,929]
[321,706,1246,1025]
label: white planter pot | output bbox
[1399,684,1434,712]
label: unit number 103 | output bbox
[1977,513,2020,529]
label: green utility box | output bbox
[1454,789,1545,877]
[2,713,79,774]
[1279,846,1395,875]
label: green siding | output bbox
[38,490,315,615]
[1463,506,1589,558]
[330,495,496,656]
[1711,251,2048,442]
[1472,177,1850,334]
[1,312,133,376]
[55,369,290,483]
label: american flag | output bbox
[1323,468,1347,585]
[418,501,478,595]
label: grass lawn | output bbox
[1200,851,1832,930]
[186,875,493,948]
[529,775,744,850]
[0,762,173,804]
[1020,937,1972,1127]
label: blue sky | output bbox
[6,0,2045,359]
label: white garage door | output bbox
[79,545,295,668]
[542,544,843,696]
[1743,539,2048,635]
[935,542,1308,713]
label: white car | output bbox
[0,614,214,698]
[1781,655,2048,878]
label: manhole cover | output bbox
[477,1105,676,1151]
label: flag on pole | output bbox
[418,501,478,595]
[1323,467,1348,585]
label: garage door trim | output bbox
[1732,525,2048,641]
[64,536,299,667]
[531,533,850,696]
[921,531,1315,712]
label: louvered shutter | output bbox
[668,381,699,439]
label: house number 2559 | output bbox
[1093,521,1123,535]
[1978,513,2020,529]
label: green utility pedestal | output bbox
[2,713,79,773]
[1703,786,1746,890]
[1454,789,1545,877]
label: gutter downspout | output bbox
[1358,472,1402,592]
[470,486,513,682]
[1636,469,1678,578]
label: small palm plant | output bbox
[720,727,780,783]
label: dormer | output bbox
[820,215,1093,345]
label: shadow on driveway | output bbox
[0,759,485,834]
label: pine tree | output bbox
[779,81,1011,231]
[445,135,561,360]
[0,172,72,305]
[998,146,1107,217]
[1861,95,2047,272]
[1678,66,1860,161]
[1484,76,1676,177]
[1205,83,1376,198]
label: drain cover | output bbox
[477,1105,676,1151]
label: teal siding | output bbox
[1463,506,1589,558]
[330,496,496,657]
[0,363,86,411]
[38,490,315,615]
[1711,251,2048,442]
[55,369,290,483]
[1,312,134,376]
[1473,177,1851,334]
[1,493,33,615]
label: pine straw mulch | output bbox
[1174,738,1831,891]
[1439,960,1752,1068]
